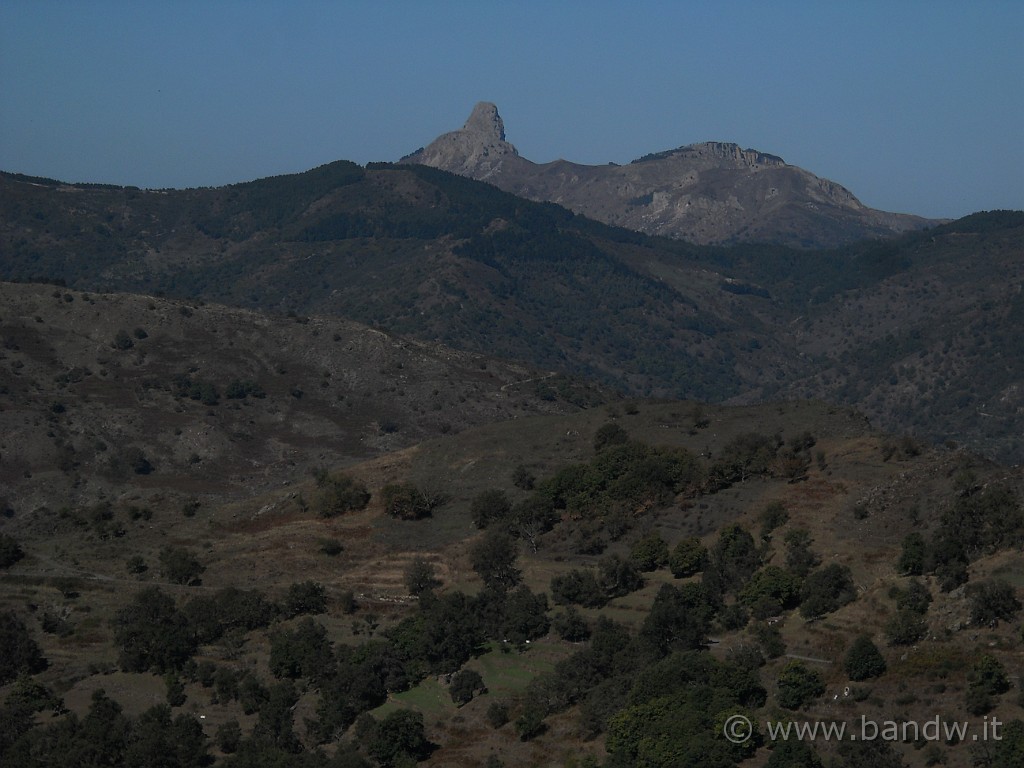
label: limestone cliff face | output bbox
[402,103,934,248]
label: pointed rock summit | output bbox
[463,102,507,142]
[402,102,935,248]
[401,102,518,179]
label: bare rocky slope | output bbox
[402,102,934,248]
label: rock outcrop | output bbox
[402,102,935,248]
[400,102,519,181]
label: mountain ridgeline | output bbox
[402,102,936,248]
[1,164,1023,462]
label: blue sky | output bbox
[1,1,1021,219]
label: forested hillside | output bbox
[2,396,1022,767]
[2,167,1022,461]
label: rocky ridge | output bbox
[402,102,935,248]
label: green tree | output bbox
[703,524,761,598]
[449,668,485,706]
[0,676,60,757]
[471,530,521,593]
[512,464,535,490]
[885,609,927,646]
[498,586,550,648]
[486,700,509,729]
[515,692,548,741]
[550,568,606,608]
[764,738,824,768]
[987,718,1024,768]
[269,618,334,682]
[593,422,629,452]
[835,738,906,768]
[759,501,789,537]
[970,654,1010,696]
[508,495,559,552]
[215,719,242,753]
[253,681,301,752]
[283,580,327,617]
[776,661,825,710]
[164,672,187,707]
[967,578,1022,626]
[783,528,820,578]
[897,532,926,575]
[0,612,47,684]
[183,587,277,643]
[159,546,204,586]
[739,566,802,615]
[470,489,511,529]
[752,623,786,659]
[387,591,482,674]
[894,578,932,615]
[708,431,778,484]
[598,554,644,599]
[317,472,371,517]
[404,557,441,598]
[112,587,196,673]
[629,531,669,572]
[798,563,856,618]
[124,708,208,768]
[640,583,713,656]
[366,709,429,767]
[238,675,270,716]
[844,636,887,681]
[552,606,591,642]
[320,538,343,556]
[381,482,441,520]
[668,536,707,578]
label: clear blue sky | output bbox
[1,1,1021,219]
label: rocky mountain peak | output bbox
[463,102,506,142]
[400,102,518,178]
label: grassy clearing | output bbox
[371,676,454,719]
[370,639,567,721]
[466,641,563,696]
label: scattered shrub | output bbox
[471,489,511,529]
[0,533,25,568]
[449,669,485,706]
[967,578,1022,626]
[844,636,887,681]
[284,581,327,617]
[159,546,204,586]
[885,610,927,646]
[320,538,343,556]
[486,701,509,729]
[317,473,371,518]
[381,483,442,520]
[112,330,134,350]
